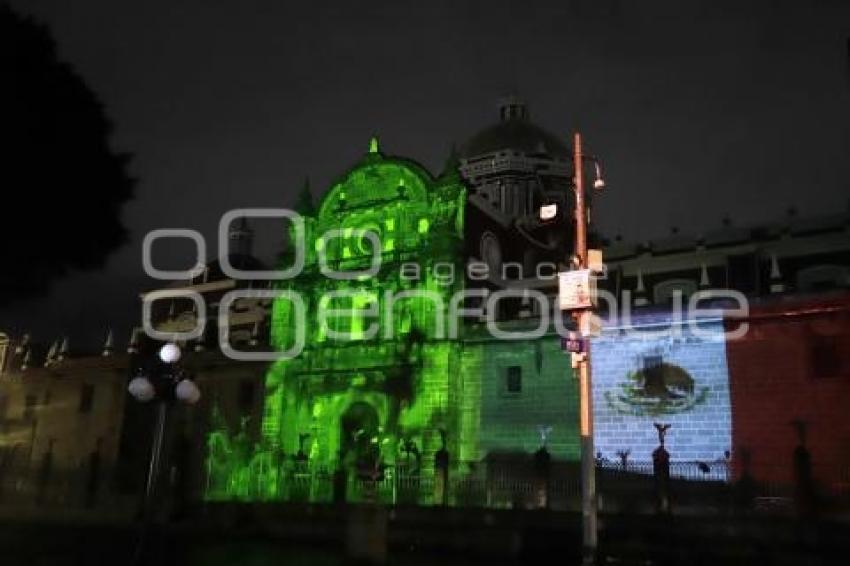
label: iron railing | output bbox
[3,460,849,514]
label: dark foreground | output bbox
[1,505,849,566]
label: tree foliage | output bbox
[0,5,134,305]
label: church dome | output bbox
[459,97,569,160]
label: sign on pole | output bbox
[561,332,586,353]
[558,270,595,311]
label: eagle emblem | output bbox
[605,353,709,416]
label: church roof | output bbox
[316,138,436,220]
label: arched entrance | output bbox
[340,401,382,479]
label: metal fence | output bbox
[203,460,731,510]
[3,459,849,515]
[597,459,731,482]
[264,467,578,510]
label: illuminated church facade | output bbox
[199,100,849,504]
[203,129,585,502]
[2,99,848,509]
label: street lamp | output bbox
[572,133,605,566]
[539,203,559,222]
[128,342,199,563]
[542,133,606,565]
[590,158,606,190]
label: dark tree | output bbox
[0,5,134,306]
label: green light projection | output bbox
[204,141,581,503]
[206,142,474,502]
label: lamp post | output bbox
[127,342,200,563]
[542,132,605,564]
[572,132,604,566]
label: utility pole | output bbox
[544,131,604,563]
[573,132,598,565]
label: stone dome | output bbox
[459,97,570,160]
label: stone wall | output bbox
[725,293,850,489]
[473,334,580,460]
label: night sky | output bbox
[2,0,849,349]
